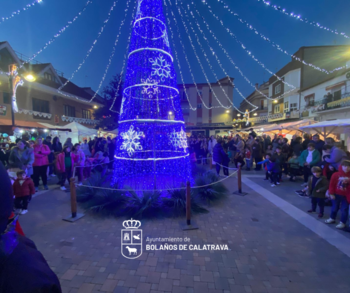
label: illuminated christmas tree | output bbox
[113,0,191,190]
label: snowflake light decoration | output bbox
[120,125,144,157]
[168,128,188,151]
[149,54,172,81]
[141,77,159,98]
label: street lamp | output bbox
[9,64,36,126]
[226,110,230,113]
[237,114,241,117]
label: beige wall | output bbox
[0,81,96,128]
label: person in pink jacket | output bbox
[56,146,73,191]
[32,137,51,191]
[71,143,85,185]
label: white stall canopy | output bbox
[299,119,350,137]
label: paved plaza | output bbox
[20,172,350,293]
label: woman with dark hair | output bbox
[292,137,303,157]
[52,137,62,154]
[63,137,73,149]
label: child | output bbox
[322,163,336,181]
[272,146,285,182]
[325,160,350,229]
[234,151,245,169]
[12,170,35,215]
[306,166,329,218]
[268,157,281,187]
[245,146,251,171]
[56,146,73,191]
[265,144,273,156]
[288,153,300,182]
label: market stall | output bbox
[57,122,97,144]
[262,119,315,139]
[99,128,118,138]
[299,119,350,150]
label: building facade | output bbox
[267,45,350,123]
[178,77,234,137]
[0,41,102,132]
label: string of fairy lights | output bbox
[58,0,121,98]
[255,0,350,39]
[0,0,43,25]
[169,0,232,110]
[19,0,93,68]
[2,0,350,117]
[199,0,298,100]
[182,2,259,111]
[212,0,348,75]
[89,0,134,102]
[109,2,137,113]
[179,2,257,113]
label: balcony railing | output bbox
[309,92,350,113]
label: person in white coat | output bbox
[80,139,91,157]
[208,136,217,155]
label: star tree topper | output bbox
[120,125,144,157]
[168,128,188,151]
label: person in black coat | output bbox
[312,134,325,155]
[249,128,257,138]
[213,138,229,176]
[252,138,263,170]
[302,133,311,150]
[0,162,62,293]
[292,137,303,156]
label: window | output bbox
[274,104,280,113]
[32,98,50,119]
[3,92,10,104]
[290,103,298,111]
[284,101,289,112]
[274,84,281,95]
[197,103,202,109]
[333,89,341,101]
[64,105,75,117]
[260,100,264,110]
[82,109,91,119]
[44,73,52,81]
[305,94,315,107]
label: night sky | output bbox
[1,0,350,105]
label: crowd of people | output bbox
[189,129,350,229]
[1,136,117,215]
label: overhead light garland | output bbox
[164,0,199,110]
[58,0,120,98]
[182,3,259,113]
[255,0,349,39]
[20,0,93,68]
[211,0,347,75]
[109,6,135,113]
[0,0,43,25]
[89,0,134,102]
[198,1,297,100]
[169,0,231,110]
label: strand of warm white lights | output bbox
[164,0,199,110]
[109,7,135,113]
[210,0,341,75]
[256,0,349,39]
[0,0,43,25]
[199,1,297,96]
[20,0,93,68]
[169,0,231,110]
[58,0,120,97]
[190,4,269,102]
[182,3,258,112]
[89,0,133,102]
[180,4,254,113]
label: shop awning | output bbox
[263,119,315,133]
[299,118,350,136]
[0,119,71,131]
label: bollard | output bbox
[233,164,248,196]
[63,177,85,222]
[180,181,198,231]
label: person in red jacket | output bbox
[13,170,35,215]
[325,160,350,229]
[32,137,51,191]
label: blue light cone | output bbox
[113,0,192,190]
